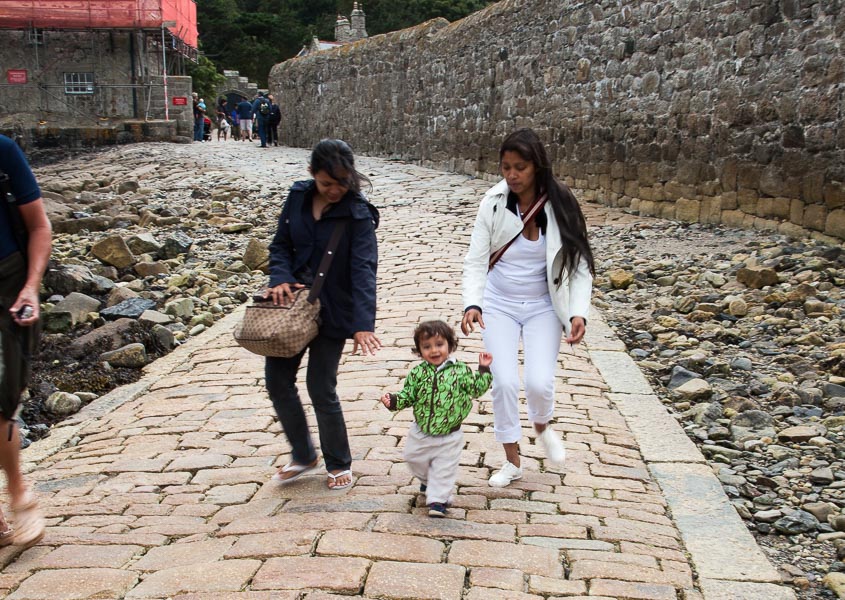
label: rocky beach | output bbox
[590,222,845,599]
[20,141,845,599]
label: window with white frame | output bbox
[28,28,43,45]
[64,72,95,94]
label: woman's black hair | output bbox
[500,128,596,281]
[310,138,372,194]
[412,320,458,356]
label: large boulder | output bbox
[242,238,270,272]
[106,286,140,308]
[67,318,138,358]
[100,343,147,368]
[730,410,776,442]
[48,292,101,327]
[126,232,163,257]
[45,391,82,416]
[736,266,778,289]
[162,232,193,259]
[91,235,135,269]
[100,298,157,320]
[44,264,106,295]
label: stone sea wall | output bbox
[270,0,845,241]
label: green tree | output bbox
[186,52,226,102]
[195,0,495,86]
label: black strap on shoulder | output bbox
[0,173,29,259]
[307,219,350,304]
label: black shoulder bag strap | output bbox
[306,219,350,304]
[0,173,29,263]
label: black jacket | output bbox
[268,180,379,339]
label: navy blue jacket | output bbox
[268,180,379,339]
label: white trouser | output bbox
[482,292,562,443]
[403,423,463,505]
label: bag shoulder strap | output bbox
[487,194,547,272]
[307,219,350,304]
[0,172,29,260]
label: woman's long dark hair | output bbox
[500,128,595,282]
[310,138,372,194]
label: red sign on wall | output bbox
[7,69,27,84]
[172,96,188,106]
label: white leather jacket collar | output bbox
[462,179,593,334]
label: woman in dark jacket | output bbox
[265,139,380,489]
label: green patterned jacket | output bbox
[387,358,492,436]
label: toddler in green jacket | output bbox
[381,320,492,517]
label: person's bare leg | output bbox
[0,417,26,505]
[0,417,43,546]
[503,442,520,467]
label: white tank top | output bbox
[487,233,548,299]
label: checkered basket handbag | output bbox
[233,288,320,357]
[233,220,348,357]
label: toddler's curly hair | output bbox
[413,320,458,356]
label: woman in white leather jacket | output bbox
[461,128,595,487]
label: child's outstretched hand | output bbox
[379,393,392,408]
[479,352,493,368]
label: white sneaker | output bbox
[537,427,566,466]
[489,461,523,487]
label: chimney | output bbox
[335,15,351,42]
[350,2,367,40]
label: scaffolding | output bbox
[0,0,198,51]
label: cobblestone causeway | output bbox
[0,142,796,599]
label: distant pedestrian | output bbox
[380,321,492,517]
[191,92,204,142]
[461,128,595,487]
[0,134,50,548]
[236,98,253,141]
[216,97,228,137]
[217,114,230,141]
[230,109,241,141]
[267,94,281,147]
[253,93,272,148]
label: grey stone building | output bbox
[0,1,197,141]
[297,2,368,58]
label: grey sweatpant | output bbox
[404,422,464,505]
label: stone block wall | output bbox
[0,29,158,120]
[270,0,845,241]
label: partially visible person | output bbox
[267,94,281,147]
[461,128,595,488]
[236,98,254,141]
[191,92,204,142]
[198,99,209,141]
[216,97,229,139]
[252,93,272,148]
[0,134,50,548]
[265,139,381,490]
[217,113,230,141]
[380,321,492,517]
[230,109,241,142]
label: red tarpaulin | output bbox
[0,0,197,48]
